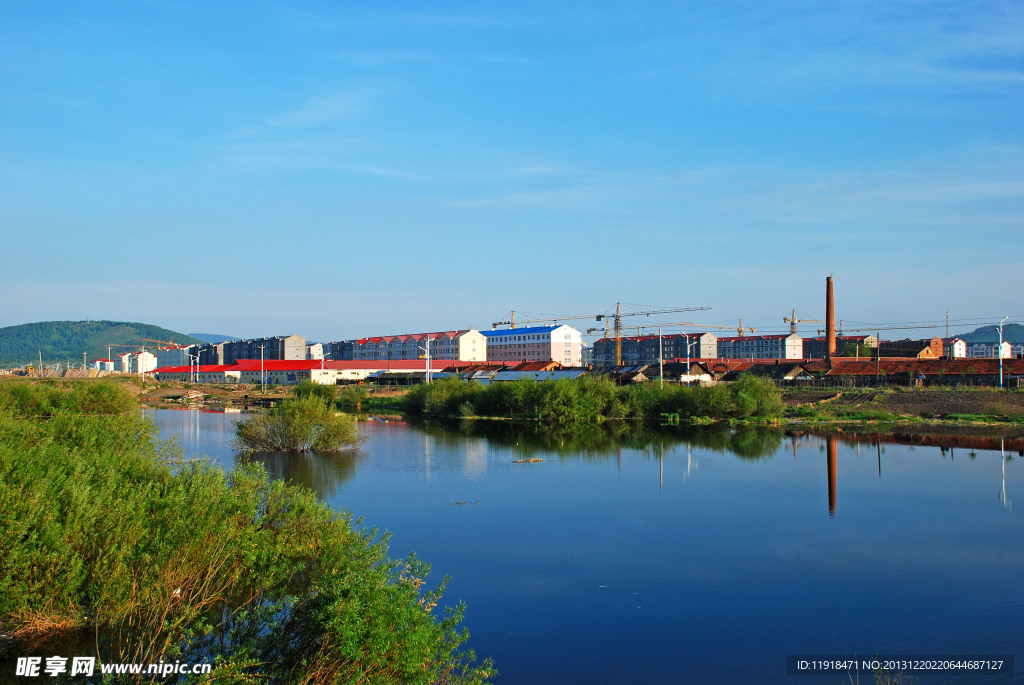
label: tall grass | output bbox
[0,382,493,683]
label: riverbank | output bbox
[0,381,493,683]
[14,376,1021,428]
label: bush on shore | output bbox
[0,382,493,684]
[292,379,337,403]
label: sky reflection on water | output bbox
[146,410,1023,684]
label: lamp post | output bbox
[188,353,200,384]
[659,326,664,389]
[999,316,1008,389]
[418,337,433,384]
[259,344,266,394]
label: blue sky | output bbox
[2,1,1021,342]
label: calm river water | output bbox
[145,409,1023,684]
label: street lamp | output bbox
[259,344,266,393]
[418,337,433,384]
[188,353,200,384]
[999,316,1008,389]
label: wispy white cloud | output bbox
[227,89,377,140]
[335,49,439,67]
[276,6,498,31]
[263,91,372,127]
[634,1,1024,102]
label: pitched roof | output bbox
[153,364,238,374]
[823,359,1024,376]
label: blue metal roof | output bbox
[482,325,575,337]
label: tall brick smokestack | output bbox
[826,276,836,358]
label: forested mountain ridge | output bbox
[958,323,1024,344]
[0,321,205,367]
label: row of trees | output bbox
[401,374,784,423]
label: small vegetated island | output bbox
[0,380,494,684]
[234,382,365,452]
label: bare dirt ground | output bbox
[139,383,294,407]
[783,388,1024,417]
[880,390,1024,418]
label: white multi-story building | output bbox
[716,334,803,360]
[966,341,1012,359]
[345,329,486,362]
[119,350,158,373]
[943,338,967,359]
[156,345,197,369]
[482,325,583,366]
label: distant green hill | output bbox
[0,321,206,368]
[959,323,1024,344]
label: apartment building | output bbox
[329,330,486,362]
[482,325,583,366]
[156,345,197,369]
[716,334,803,360]
[592,332,718,366]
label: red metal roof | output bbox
[231,359,473,372]
[154,364,237,374]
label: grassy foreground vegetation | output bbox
[401,374,785,423]
[0,381,493,684]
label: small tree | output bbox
[235,395,362,452]
[730,374,784,418]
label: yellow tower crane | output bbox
[783,309,824,335]
[142,337,178,350]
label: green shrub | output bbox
[404,378,481,416]
[235,395,363,452]
[336,385,369,412]
[293,379,337,403]
[0,380,136,418]
[730,374,784,418]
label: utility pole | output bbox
[684,333,691,379]
[39,350,43,377]
[945,311,950,339]
[658,326,664,389]
[259,344,266,393]
[999,316,1008,389]
[875,333,881,384]
[615,302,623,366]
[425,337,432,384]
[83,352,87,370]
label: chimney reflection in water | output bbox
[827,435,838,516]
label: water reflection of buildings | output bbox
[1001,438,1012,511]
[812,431,1017,517]
[463,438,488,478]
